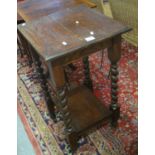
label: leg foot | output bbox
[110,105,120,127]
[67,133,78,153]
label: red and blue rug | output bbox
[17,40,138,155]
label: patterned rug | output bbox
[17,40,138,155]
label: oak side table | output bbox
[18,5,131,151]
[17,0,97,118]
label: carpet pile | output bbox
[17,40,138,155]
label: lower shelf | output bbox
[67,86,112,133]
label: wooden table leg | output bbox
[30,47,56,121]
[17,30,33,67]
[51,65,78,152]
[17,37,24,58]
[17,14,25,58]
[108,35,121,127]
[83,56,93,91]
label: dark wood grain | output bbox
[18,5,131,64]
[17,5,132,151]
[83,56,93,90]
[108,35,122,127]
[49,63,112,151]
[17,0,96,77]
[52,65,73,131]
[66,85,111,152]
[18,0,96,22]
[67,86,111,132]
[17,30,33,66]
[30,46,56,121]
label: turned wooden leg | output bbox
[57,85,79,152]
[109,63,120,127]
[17,19,25,58]
[31,48,56,121]
[57,85,72,132]
[108,35,121,127]
[17,37,24,58]
[17,30,33,67]
[83,56,93,90]
[52,65,78,152]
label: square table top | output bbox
[18,5,131,62]
[17,0,96,22]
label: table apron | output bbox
[50,38,112,67]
